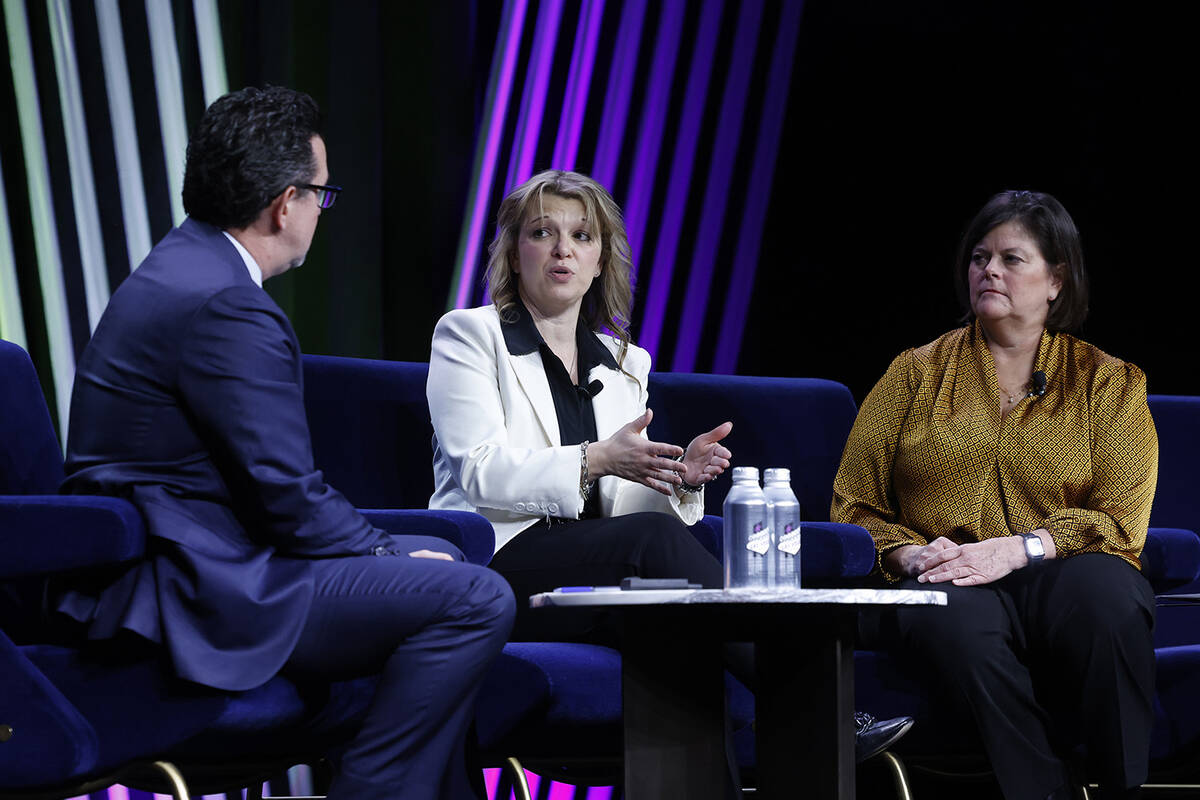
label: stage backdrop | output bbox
[1,0,1191,439]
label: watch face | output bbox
[1026,535,1046,559]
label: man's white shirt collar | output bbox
[222,231,263,288]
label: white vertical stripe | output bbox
[95,0,153,270]
[192,0,228,105]
[144,0,188,225]
[0,152,28,348]
[47,0,110,330]
[3,0,76,433]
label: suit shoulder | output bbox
[433,306,502,340]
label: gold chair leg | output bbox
[504,756,533,800]
[150,760,192,800]
[1077,783,1091,800]
[879,751,914,800]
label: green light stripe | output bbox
[4,0,75,434]
[0,153,28,348]
[144,0,187,225]
[191,0,228,104]
[96,0,152,269]
[48,0,110,329]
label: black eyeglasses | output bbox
[300,183,342,210]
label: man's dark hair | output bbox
[954,190,1089,333]
[182,86,321,230]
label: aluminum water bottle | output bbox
[722,466,770,588]
[764,467,802,588]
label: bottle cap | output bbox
[764,467,791,483]
[731,466,760,482]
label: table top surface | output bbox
[530,586,948,608]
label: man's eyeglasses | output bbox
[300,183,342,210]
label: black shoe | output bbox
[854,712,913,763]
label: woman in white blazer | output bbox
[427,170,913,759]
[427,170,731,642]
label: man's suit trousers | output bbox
[283,535,515,800]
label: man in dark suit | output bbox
[59,86,515,799]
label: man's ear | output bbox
[268,186,297,232]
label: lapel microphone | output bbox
[1029,371,1047,399]
[578,379,604,398]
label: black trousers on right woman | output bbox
[860,553,1155,800]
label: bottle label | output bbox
[746,521,770,555]
[778,522,801,555]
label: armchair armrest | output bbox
[0,496,145,578]
[1141,527,1200,594]
[359,509,496,566]
[686,517,876,583]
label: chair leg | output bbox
[150,760,192,800]
[246,779,264,799]
[1076,783,1091,800]
[504,756,533,800]
[878,751,914,800]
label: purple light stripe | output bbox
[714,0,805,373]
[451,0,529,310]
[590,0,646,189]
[622,0,685,270]
[503,0,566,192]
[636,0,724,363]
[671,0,765,372]
[551,0,605,171]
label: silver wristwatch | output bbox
[1020,532,1045,565]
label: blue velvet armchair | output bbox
[0,339,486,799]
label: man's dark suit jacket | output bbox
[60,218,390,691]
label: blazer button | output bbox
[515,502,527,512]
[548,502,559,514]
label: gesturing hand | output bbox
[588,409,686,495]
[914,536,1026,586]
[680,421,733,486]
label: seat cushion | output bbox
[479,642,753,756]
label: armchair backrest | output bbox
[302,355,434,509]
[0,340,64,494]
[1148,395,1200,536]
[646,373,858,521]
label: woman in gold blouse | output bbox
[833,190,1157,799]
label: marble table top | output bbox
[530,586,948,608]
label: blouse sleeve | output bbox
[1039,362,1158,565]
[831,349,928,579]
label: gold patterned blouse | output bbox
[831,321,1158,580]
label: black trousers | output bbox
[283,535,515,800]
[860,553,1155,799]
[487,511,723,643]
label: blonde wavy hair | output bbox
[485,170,635,365]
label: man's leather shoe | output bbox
[854,712,913,762]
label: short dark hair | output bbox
[954,190,1089,332]
[182,86,321,230]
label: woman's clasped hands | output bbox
[889,531,1053,586]
[586,409,732,496]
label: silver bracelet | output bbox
[580,440,593,500]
